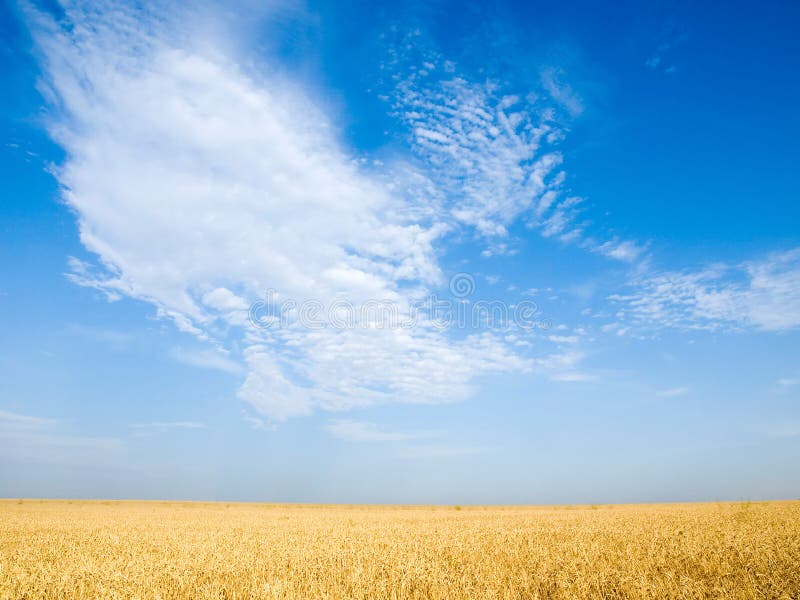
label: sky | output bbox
[1,0,799,504]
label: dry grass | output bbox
[1,499,799,599]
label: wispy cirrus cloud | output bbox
[396,445,491,459]
[169,347,243,374]
[777,377,800,389]
[592,238,648,263]
[657,387,689,398]
[387,33,646,262]
[611,248,800,333]
[645,23,688,75]
[0,409,57,428]
[540,67,584,117]
[130,421,207,435]
[324,419,434,442]
[394,70,567,240]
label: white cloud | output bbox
[396,445,490,459]
[549,371,595,383]
[169,347,243,374]
[540,67,584,117]
[238,330,531,417]
[324,419,429,442]
[0,409,56,428]
[777,377,800,388]
[656,387,689,398]
[611,248,800,332]
[237,349,313,420]
[547,335,580,344]
[241,410,275,432]
[202,287,249,315]
[30,1,560,423]
[130,421,207,434]
[534,350,593,382]
[593,238,647,263]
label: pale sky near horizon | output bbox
[1,0,799,503]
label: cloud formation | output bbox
[169,347,243,374]
[30,0,579,422]
[612,249,800,332]
[387,34,645,261]
[0,409,57,428]
[130,421,207,435]
[324,419,429,442]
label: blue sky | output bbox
[1,0,799,503]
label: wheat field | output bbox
[1,500,799,599]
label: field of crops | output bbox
[1,499,799,599]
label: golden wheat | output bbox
[1,499,799,599]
